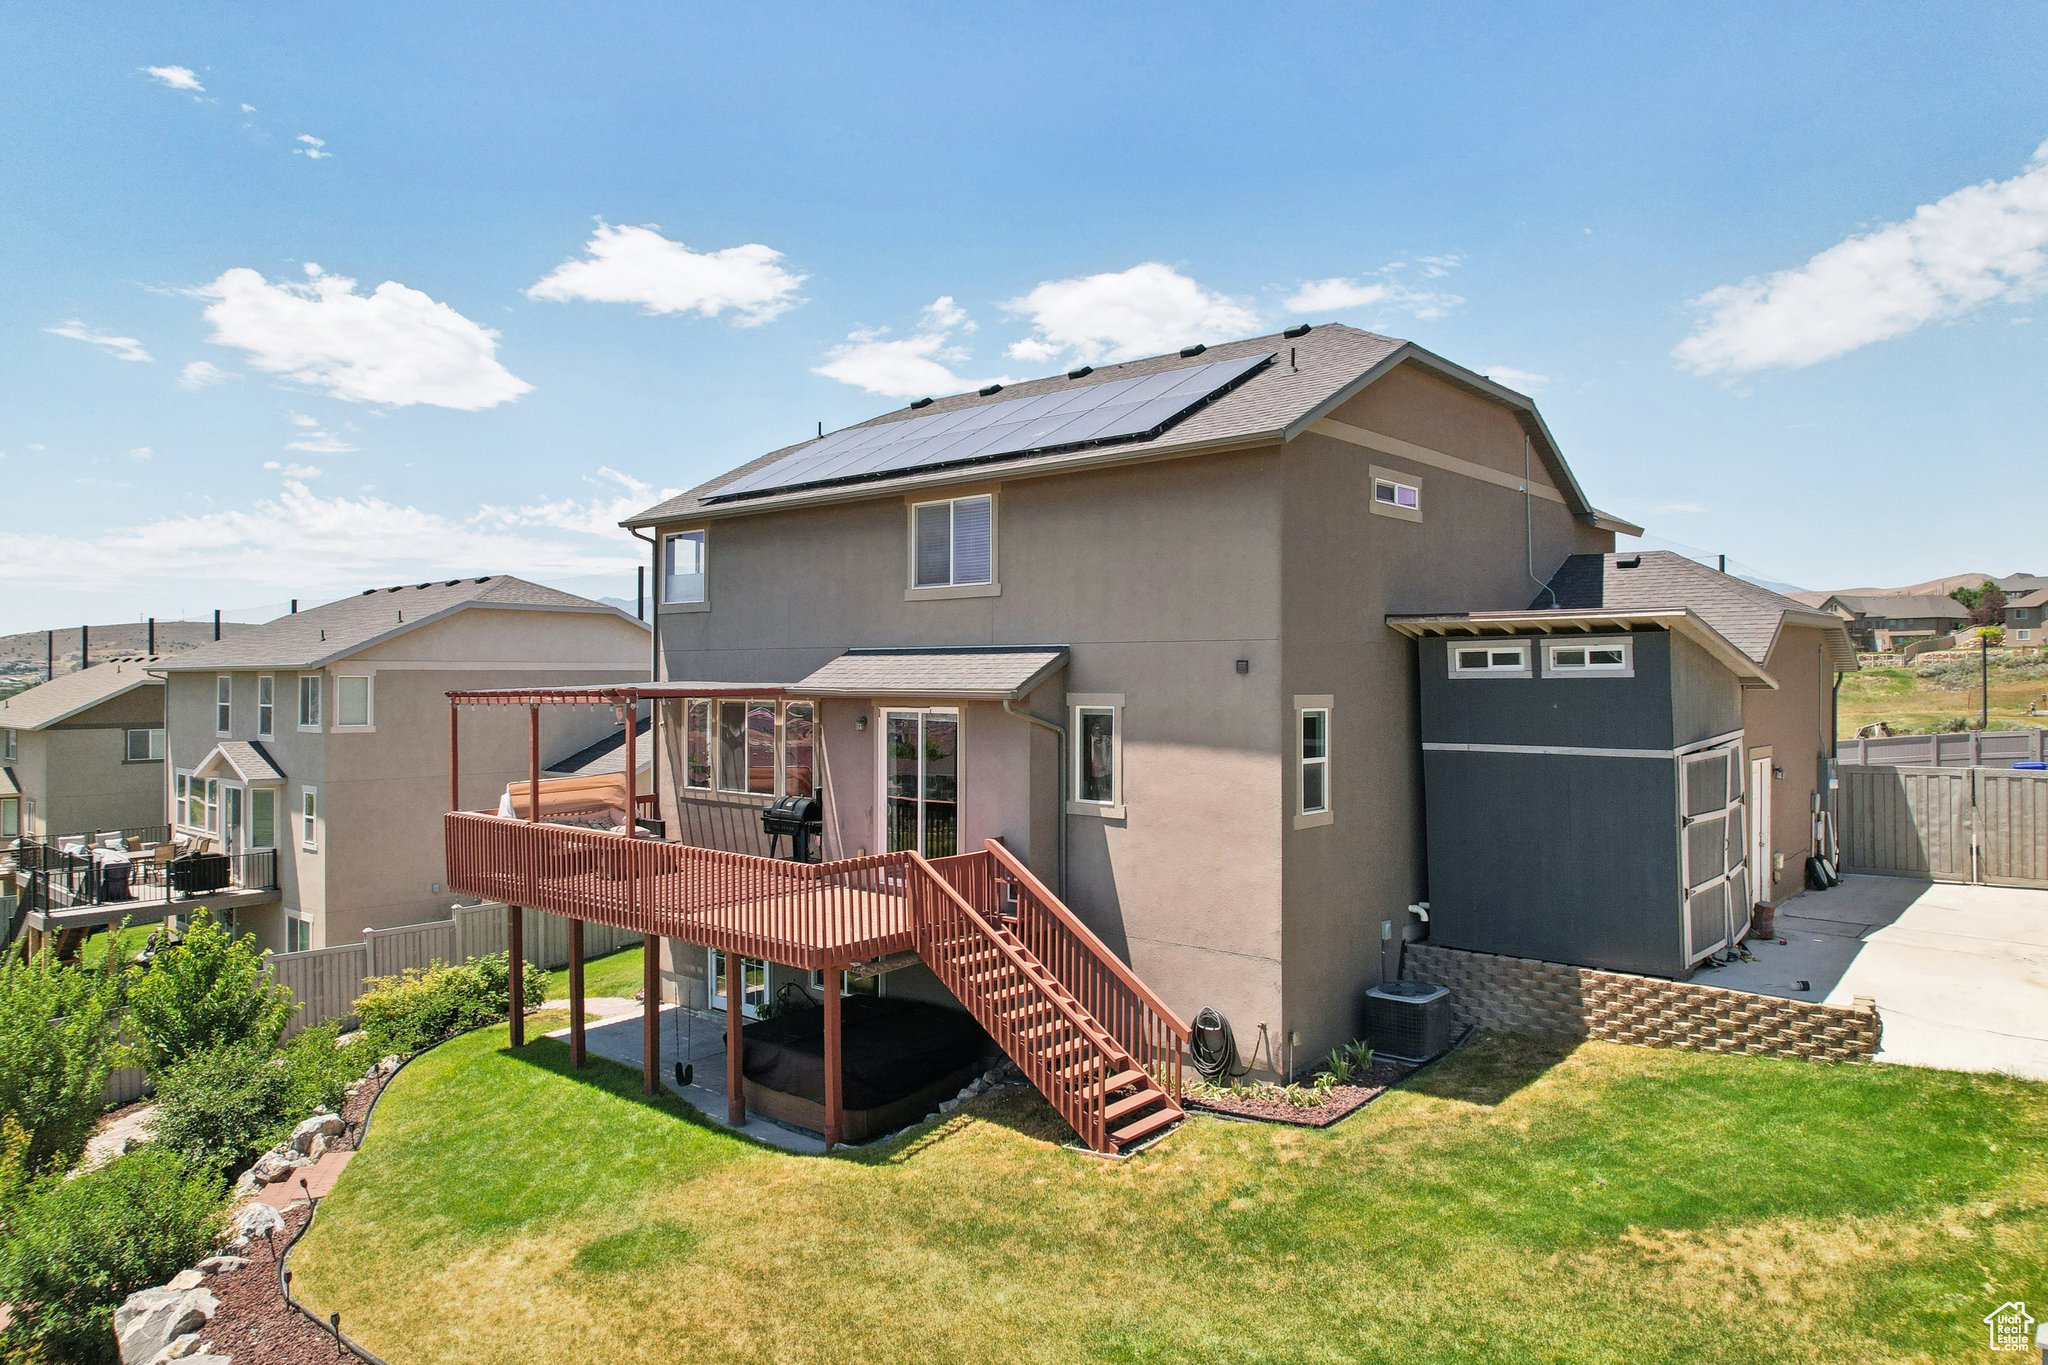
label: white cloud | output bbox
[1282,259,1465,322]
[0,476,659,599]
[286,431,357,454]
[262,460,323,479]
[1675,139,2048,375]
[1003,263,1260,365]
[1651,501,1707,515]
[143,65,204,93]
[1481,364,1549,393]
[294,134,332,160]
[474,467,682,539]
[178,360,232,389]
[240,103,256,114]
[528,222,805,326]
[47,320,152,363]
[129,446,153,461]
[192,263,531,410]
[813,297,1005,398]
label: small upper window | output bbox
[1369,466,1422,522]
[298,675,322,729]
[1299,707,1330,816]
[336,676,373,728]
[1449,642,1532,678]
[256,676,275,738]
[1545,637,1634,677]
[0,797,17,839]
[683,699,712,791]
[215,676,233,734]
[1,729,15,761]
[911,494,994,590]
[662,530,707,605]
[125,727,165,762]
[1074,708,1117,805]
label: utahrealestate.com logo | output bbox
[1982,1301,2034,1353]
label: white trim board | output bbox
[1424,741,1681,760]
[1311,416,1568,506]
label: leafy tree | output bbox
[1952,583,1984,610]
[125,910,295,1077]
[1969,584,2008,627]
[0,948,124,1174]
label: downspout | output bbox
[1001,695,1067,899]
[629,527,660,831]
[1524,435,1557,607]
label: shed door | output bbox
[1679,741,1749,965]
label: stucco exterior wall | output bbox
[8,685,165,840]
[1743,624,1834,903]
[1276,367,1613,1066]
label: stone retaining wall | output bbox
[1403,943,1882,1062]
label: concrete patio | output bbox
[1694,875,2048,1079]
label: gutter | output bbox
[1001,696,1068,900]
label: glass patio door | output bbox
[222,786,245,856]
[709,950,768,1018]
[882,709,959,859]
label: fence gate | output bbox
[1838,764,2047,886]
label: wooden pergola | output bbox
[446,681,877,1148]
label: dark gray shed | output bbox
[1389,608,1774,978]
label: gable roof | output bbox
[1820,592,1970,621]
[195,740,286,784]
[156,576,645,672]
[1542,552,1858,671]
[544,718,652,779]
[626,324,1639,535]
[0,658,163,731]
[2005,588,2048,610]
[1388,608,1777,686]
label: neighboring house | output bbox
[2001,588,2048,645]
[156,577,649,952]
[1390,552,1856,976]
[1817,593,1970,651]
[589,322,1638,1075]
[0,657,165,845]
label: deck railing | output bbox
[17,842,278,913]
[444,811,917,970]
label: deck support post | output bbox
[642,933,660,1095]
[822,965,843,1149]
[568,918,585,1068]
[447,703,460,812]
[726,965,746,1127]
[507,904,524,1048]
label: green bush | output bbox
[0,1146,226,1365]
[279,1022,378,1119]
[149,1041,292,1175]
[353,952,547,1056]
[125,910,295,1077]
[0,949,125,1175]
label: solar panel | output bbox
[705,350,1276,503]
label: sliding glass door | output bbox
[881,709,959,859]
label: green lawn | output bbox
[568,943,646,1000]
[76,923,158,969]
[290,1023,2047,1364]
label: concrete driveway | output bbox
[1695,875,2048,1080]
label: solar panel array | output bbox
[705,351,1276,503]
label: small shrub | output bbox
[0,948,125,1175]
[1321,1039,1375,1086]
[150,1041,292,1175]
[354,953,547,1056]
[0,1146,226,1365]
[126,910,295,1077]
[278,1022,377,1119]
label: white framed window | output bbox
[285,911,312,954]
[1,729,15,761]
[256,676,275,738]
[661,529,707,607]
[0,796,17,840]
[203,778,221,834]
[710,950,768,1018]
[301,787,318,851]
[297,675,322,730]
[1067,694,1124,818]
[249,787,277,850]
[1544,637,1634,677]
[1449,641,1532,678]
[683,699,712,790]
[175,771,200,829]
[909,493,995,593]
[1369,466,1422,523]
[783,701,815,798]
[215,675,233,735]
[717,698,777,796]
[1295,697,1332,827]
[125,727,165,762]
[335,675,373,728]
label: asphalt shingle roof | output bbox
[544,718,652,779]
[0,658,162,731]
[207,740,285,783]
[1823,593,1970,620]
[2005,588,2048,610]
[795,647,1068,699]
[157,576,634,672]
[626,324,1602,527]
[1541,551,1851,666]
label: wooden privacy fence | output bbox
[1839,764,2048,888]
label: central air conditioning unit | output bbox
[1362,980,1453,1063]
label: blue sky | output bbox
[4,3,2046,632]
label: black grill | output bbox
[760,794,823,862]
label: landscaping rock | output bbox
[231,1168,262,1200]
[939,1097,960,1113]
[290,1112,345,1155]
[375,1054,401,1078]
[113,1287,217,1365]
[197,1255,247,1275]
[165,1270,206,1292]
[142,1332,204,1363]
[307,1132,335,1161]
[251,1151,298,1184]
[231,1202,285,1245]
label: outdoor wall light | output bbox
[1235,658,1250,674]
[855,714,868,731]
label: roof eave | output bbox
[1386,607,1778,688]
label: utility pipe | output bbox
[1002,695,1068,899]
[1524,436,1557,608]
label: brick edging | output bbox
[1403,943,1882,1063]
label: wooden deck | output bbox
[24,884,282,933]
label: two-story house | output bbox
[1818,593,1970,652]
[0,657,166,846]
[157,577,648,951]
[2002,588,2048,646]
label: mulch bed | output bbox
[1183,1057,1417,1128]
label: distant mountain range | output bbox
[0,619,256,680]
[1784,571,2046,606]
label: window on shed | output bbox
[1449,641,1531,677]
[1545,638,1633,676]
